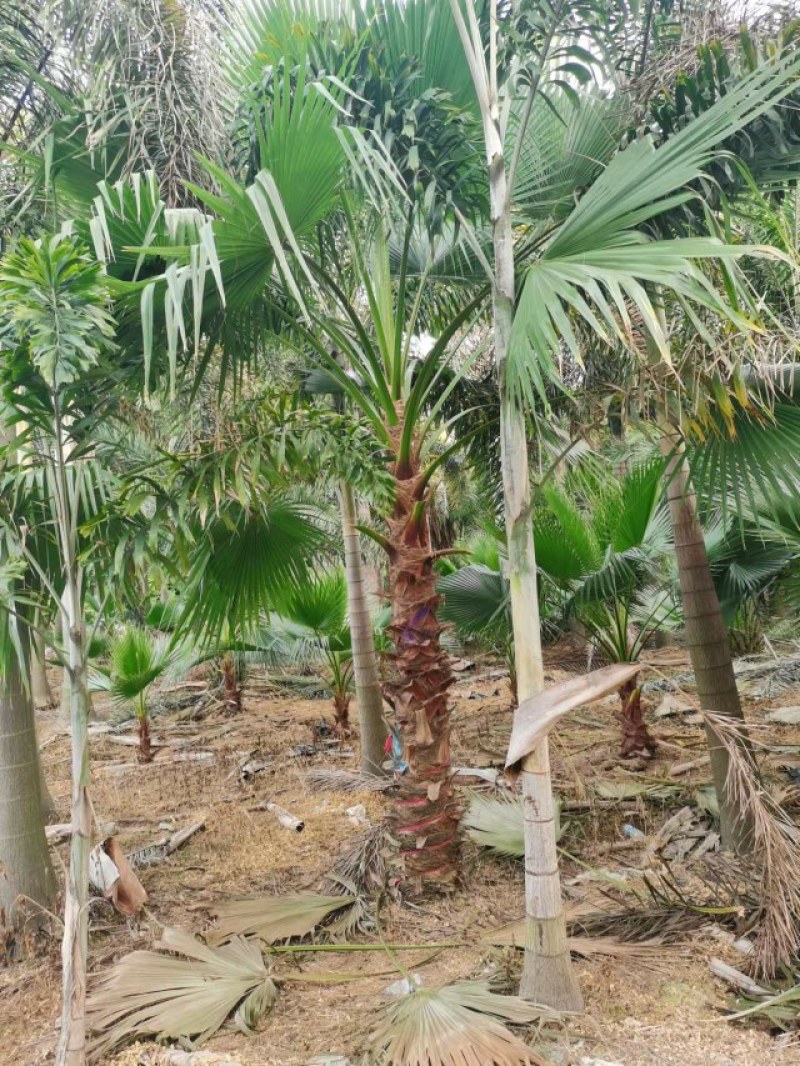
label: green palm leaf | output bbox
[101,626,171,708]
[508,52,800,405]
[438,564,510,645]
[180,499,327,642]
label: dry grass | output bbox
[2,659,800,1065]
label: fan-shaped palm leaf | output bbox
[371,978,551,1066]
[87,927,277,1058]
[180,499,327,642]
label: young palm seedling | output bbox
[93,626,171,762]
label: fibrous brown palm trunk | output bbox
[220,652,241,713]
[137,714,153,763]
[618,676,657,759]
[332,691,352,735]
[384,419,459,892]
[661,432,754,854]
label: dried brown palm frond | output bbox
[87,927,277,1059]
[369,980,555,1066]
[481,920,679,966]
[208,892,355,946]
[569,895,712,944]
[702,711,800,976]
[461,793,564,858]
[306,768,391,793]
[322,821,390,899]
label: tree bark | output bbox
[488,107,581,1009]
[384,417,459,891]
[618,676,656,759]
[137,713,153,763]
[661,432,754,854]
[31,618,54,708]
[0,636,56,929]
[55,592,92,1066]
[339,480,387,775]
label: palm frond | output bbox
[507,52,800,406]
[180,499,327,642]
[370,979,552,1066]
[87,927,277,1058]
[209,892,355,945]
[462,793,564,858]
[438,564,511,646]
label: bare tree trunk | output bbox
[482,74,581,1009]
[661,432,754,854]
[0,636,56,928]
[31,616,54,708]
[55,588,92,1066]
[447,0,579,1005]
[340,481,387,776]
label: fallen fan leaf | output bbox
[209,892,356,945]
[87,927,277,1058]
[370,979,554,1066]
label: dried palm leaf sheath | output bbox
[505,663,643,771]
[87,928,276,1059]
[384,420,459,890]
[371,980,552,1066]
[209,892,355,945]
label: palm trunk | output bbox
[31,617,54,708]
[220,652,241,712]
[384,418,459,891]
[0,635,56,929]
[137,713,153,763]
[332,691,352,734]
[661,432,754,854]
[488,109,581,1008]
[618,676,656,759]
[55,587,92,1066]
[340,481,386,774]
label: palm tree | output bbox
[35,0,800,1000]
[433,0,800,1002]
[92,626,171,762]
[258,568,365,733]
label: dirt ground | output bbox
[3,647,800,1066]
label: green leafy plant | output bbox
[92,626,170,762]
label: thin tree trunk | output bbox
[489,112,581,1008]
[0,634,56,929]
[55,588,92,1066]
[31,616,54,708]
[339,481,387,775]
[661,431,754,854]
[384,418,459,891]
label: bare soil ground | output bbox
[3,647,800,1066]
